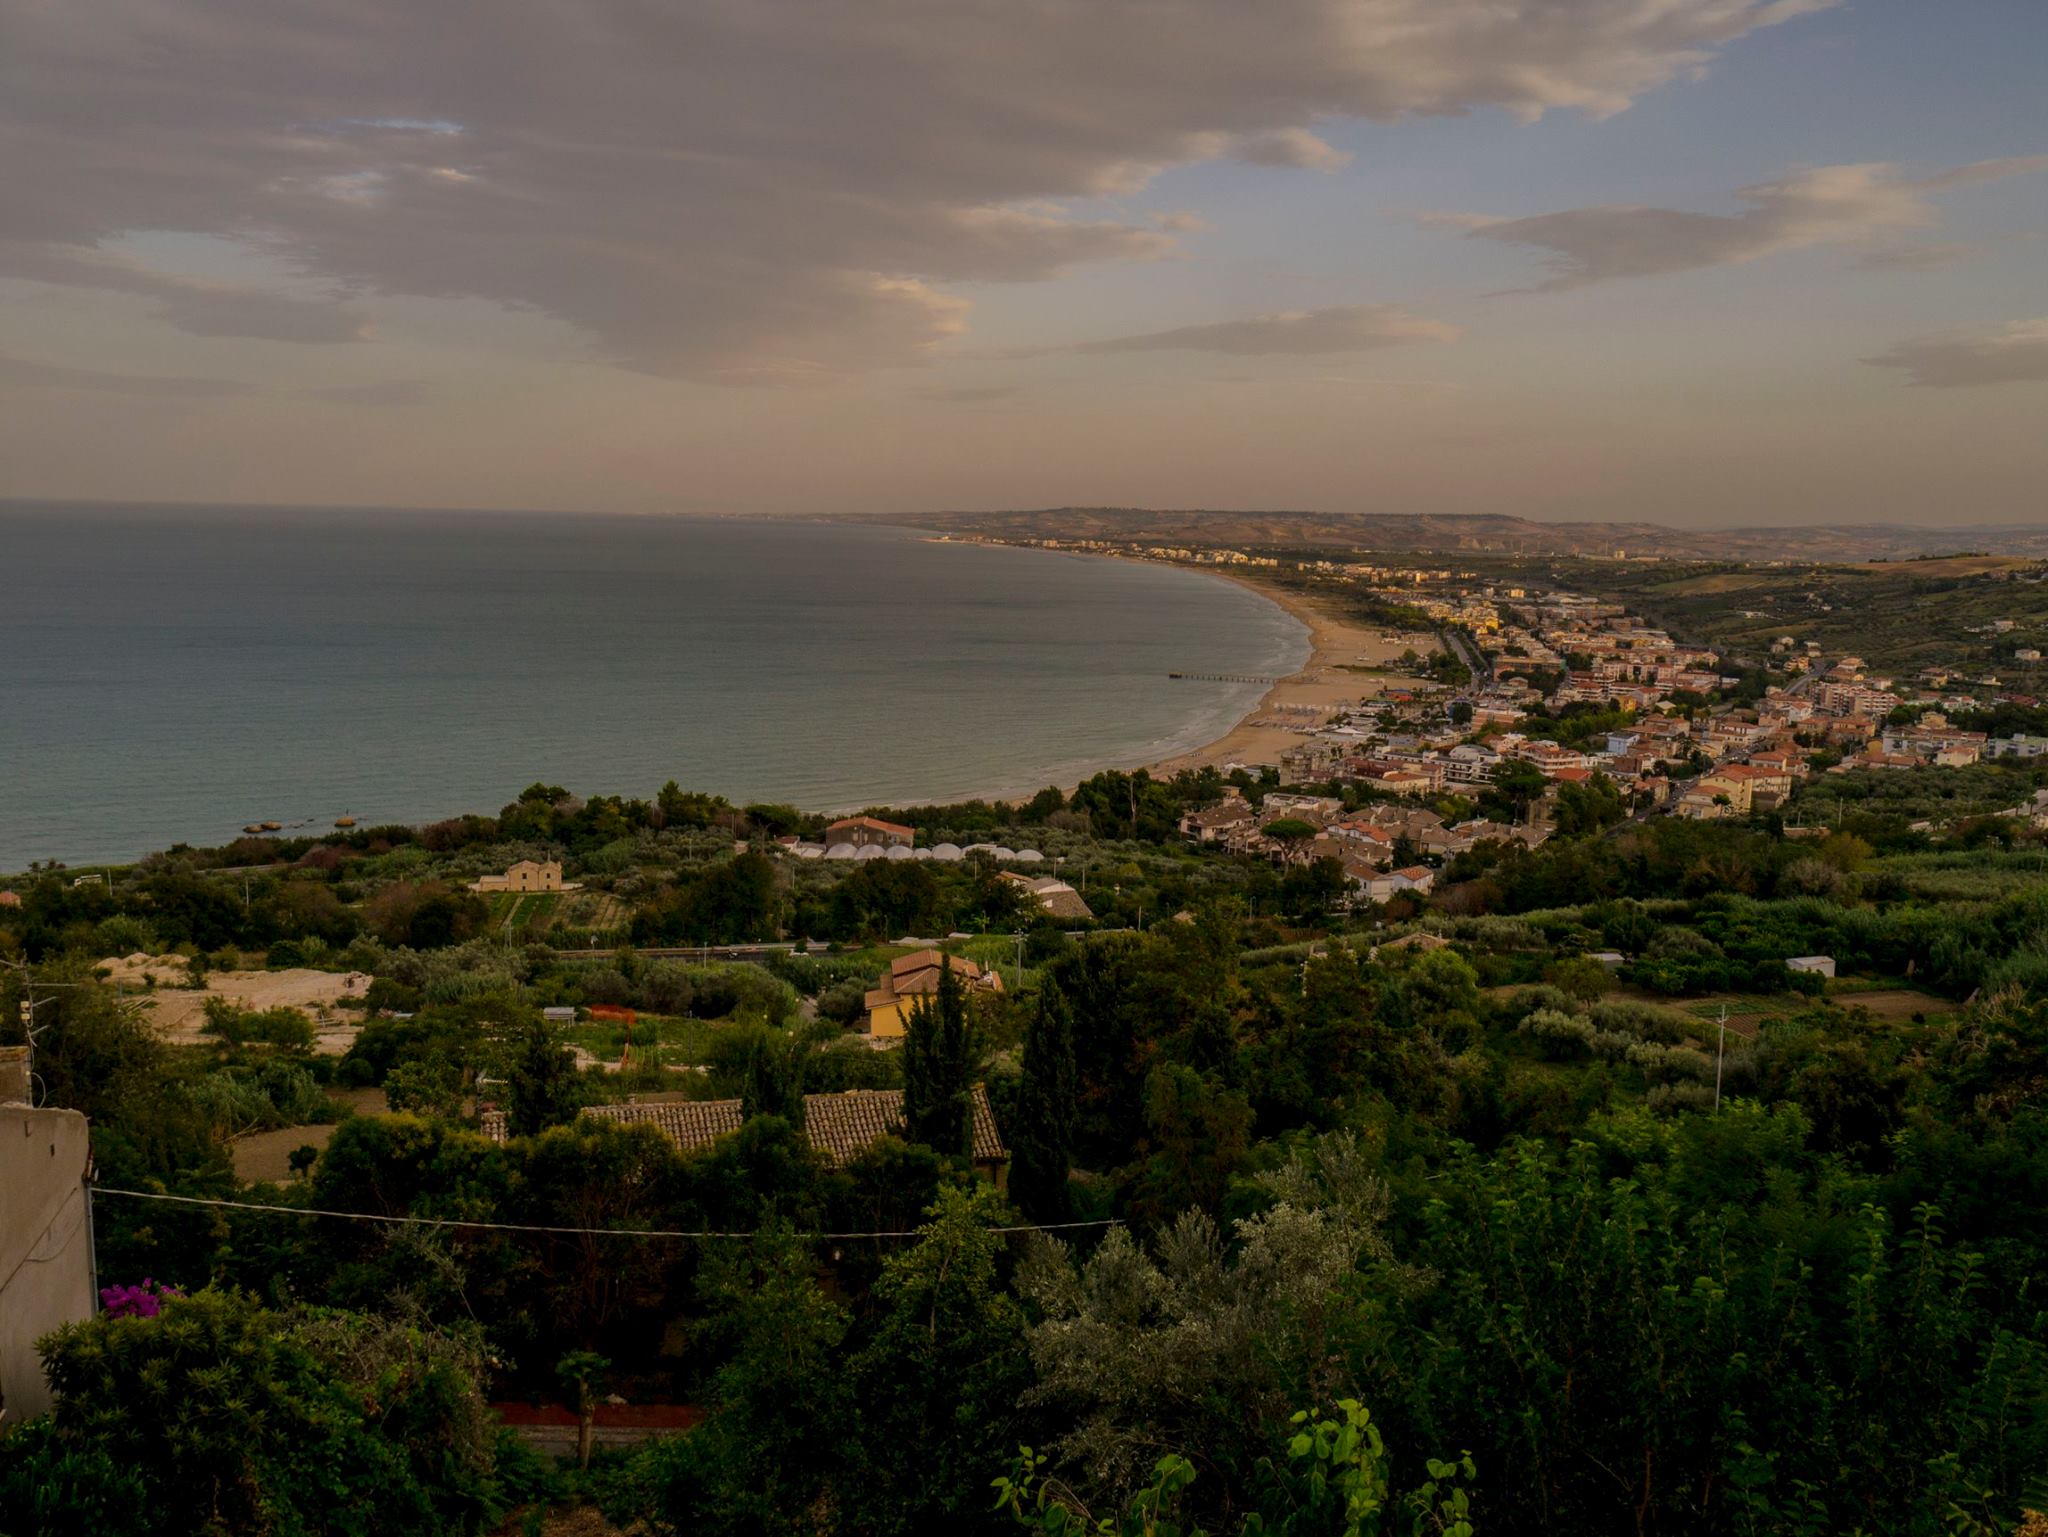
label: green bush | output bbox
[27,1289,505,1536]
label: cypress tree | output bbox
[508,1013,580,1136]
[903,952,973,1156]
[1010,978,1078,1222]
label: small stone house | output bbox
[472,859,566,893]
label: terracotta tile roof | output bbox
[586,1100,746,1146]
[801,1085,1007,1166]
[478,1099,745,1149]
[891,948,982,979]
[826,815,915,839]
[480,1086,1006,1166]
[877,951,998,1000]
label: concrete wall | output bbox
[0,1104,95,1423]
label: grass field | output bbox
[559,1014,725,1068]
[488,891,561,937]
[485,889,635,943]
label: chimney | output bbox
[0,1045,29,1105]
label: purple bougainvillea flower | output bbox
[99,1279,183,1319]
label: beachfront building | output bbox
[1180,788,1256,844]
[863,950,1004,1039]
[824,815,915,850]
[471,859,570,893]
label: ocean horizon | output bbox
[0,503,1306,869]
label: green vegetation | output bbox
[1545,554,2048,675]
[7,756,2048,1536]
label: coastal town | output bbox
[924,536,2048,906]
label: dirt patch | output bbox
[232,1124,337,1183]
[492,1507,632,1537]
[99,954,370,1053]
[228,1089,388,1183]
[1830,987,1957,1021]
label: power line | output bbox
[92,1187,1120,1243]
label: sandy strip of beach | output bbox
[1147,572,1429,775]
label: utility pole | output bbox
[3,960,89,1110]
[1714,1005,1729,1112]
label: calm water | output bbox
[0,505,1305,868]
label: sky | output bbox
[1,0,2043,526]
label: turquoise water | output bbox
[0,505,1305,867]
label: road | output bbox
[544,941,800,961]
[1443,627,1494,686]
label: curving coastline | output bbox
[1143,571,1416,776]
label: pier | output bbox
[1169,671,1277,684]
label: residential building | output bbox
[471,859,568,893]
[998,872,1094,921]
[1180,791,1257,844]
[863,950,1004,1038]
[823,815,915,849]
[1360,866,1436,902]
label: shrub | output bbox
[1646,1081,1717,1114]
[1518,1007,1596,1060]
[30,1289,505,1536]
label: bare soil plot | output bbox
[227,1089,387,1183]
[1828,986,1958,1022]
[98,953,370,1053]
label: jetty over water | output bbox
[1169,671,1277,684]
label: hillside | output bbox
[867,507,2048,562]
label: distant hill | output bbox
[859,507,2048,562]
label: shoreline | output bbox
[1142,568,1422,777]
[915,539,1428,794]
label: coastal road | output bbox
[544,942,799,961]
[1443,627,1493,686]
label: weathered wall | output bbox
[0,1103,95,1422]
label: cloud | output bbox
[1233,128,1350,171]
[1863,317,2048,388]
[0,240,370,343]
[1852,240,1982,273]
[916,384,1022,404]
[1439,156,2048,289]
[304,378,431,405]
[1059,304,1459,357]
[0,353,254,396]
[1,0,1825,379]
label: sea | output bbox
[0,504,1307,869]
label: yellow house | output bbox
[863,950,1003,1039]
[1696,769,1754,815]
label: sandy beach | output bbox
[1148,573,1431,775]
